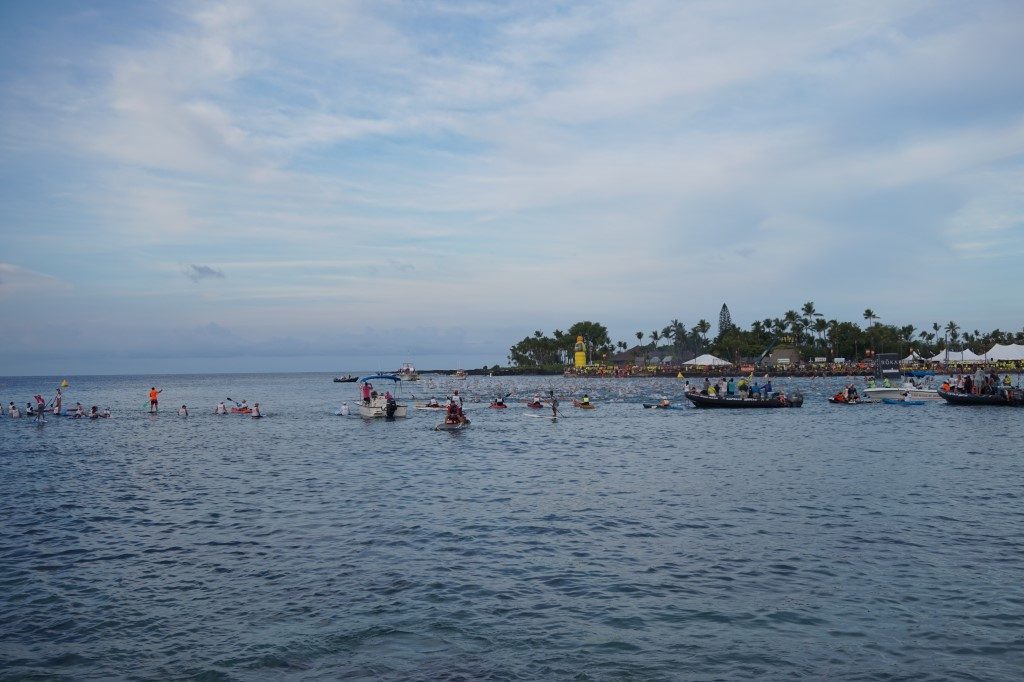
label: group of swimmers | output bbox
[1,399,110,420]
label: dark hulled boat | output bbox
[685,392,803,408]
[937,388,1024,406]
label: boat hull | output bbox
[864,387,940,401]
[937,388,1024,406]
[686,393,803,408]
[358,401,409,418]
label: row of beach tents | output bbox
[683,344,1024,368]
[903,343,1024,364]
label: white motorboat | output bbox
[396,362,419,381]
[863,381,941,402]
[356,374,409,418]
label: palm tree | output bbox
[945,321,960,345]
[694,319,711,351]
[863,309,878,326]
[812,318,828,347]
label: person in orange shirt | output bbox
[148,386,162,413]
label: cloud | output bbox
[183,264,225,282]
[0,263,71,297]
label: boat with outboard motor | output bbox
[357,374,409,418]
[686,392,803,408]
[333,374,358,383]
[937,387,1024,406]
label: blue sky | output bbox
[1,0,1023,374]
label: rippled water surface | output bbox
[2,373,1023,680]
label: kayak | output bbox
[488,403,508,409]
[642,403,682,410]
[828,398,866,405]
[524,401,544,408]
[882,398,926,406]
[572,400,596,409]
[231,407,251,414]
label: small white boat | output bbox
[356,374,409,418]
[863,382,941,402]
[453,369,467,379]
[396,362,419,381]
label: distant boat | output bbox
[396,362,420,381]
[333,374,358,383]
[453,369,467,379]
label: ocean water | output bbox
[1,373,1023,680]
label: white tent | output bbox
[682,353,732,366]
[984,343,1024,361]
[929,349,986,363]
[901,351,923,363]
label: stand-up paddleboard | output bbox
[435,421,469,431]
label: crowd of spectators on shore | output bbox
[563,359,1024,379]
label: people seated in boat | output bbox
[941,380,951,392]
[384,390,393,401]
[445,402,461,424]
[726,378,736,395]
[581,394,590,406]
[659,396,671,408]
[833,391,847,403]
[71,402,83,418]
[707,384,717,396]
[427,397,440,407]
[530,395,542,406]
[493,396,505,406]
[89,405,102,419]
[902,391,914,402]
[867,378,876,388]
[882,377,892,388]
[701,378,711,394]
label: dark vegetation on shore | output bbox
[501,303,1024,374]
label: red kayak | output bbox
[525,401,544,409]
[231,407,252,414]
[489,403,508,409]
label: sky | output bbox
[1,0,1023,375]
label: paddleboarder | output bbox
[148,386,162,413]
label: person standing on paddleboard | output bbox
[148,386,162,413]
[550,391,559,417]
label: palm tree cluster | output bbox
[508,305,1024,368]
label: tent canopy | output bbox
[901,351,923,363]
[984,343,1024,361]
[682,353,732,366]
[929,349,985,363]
